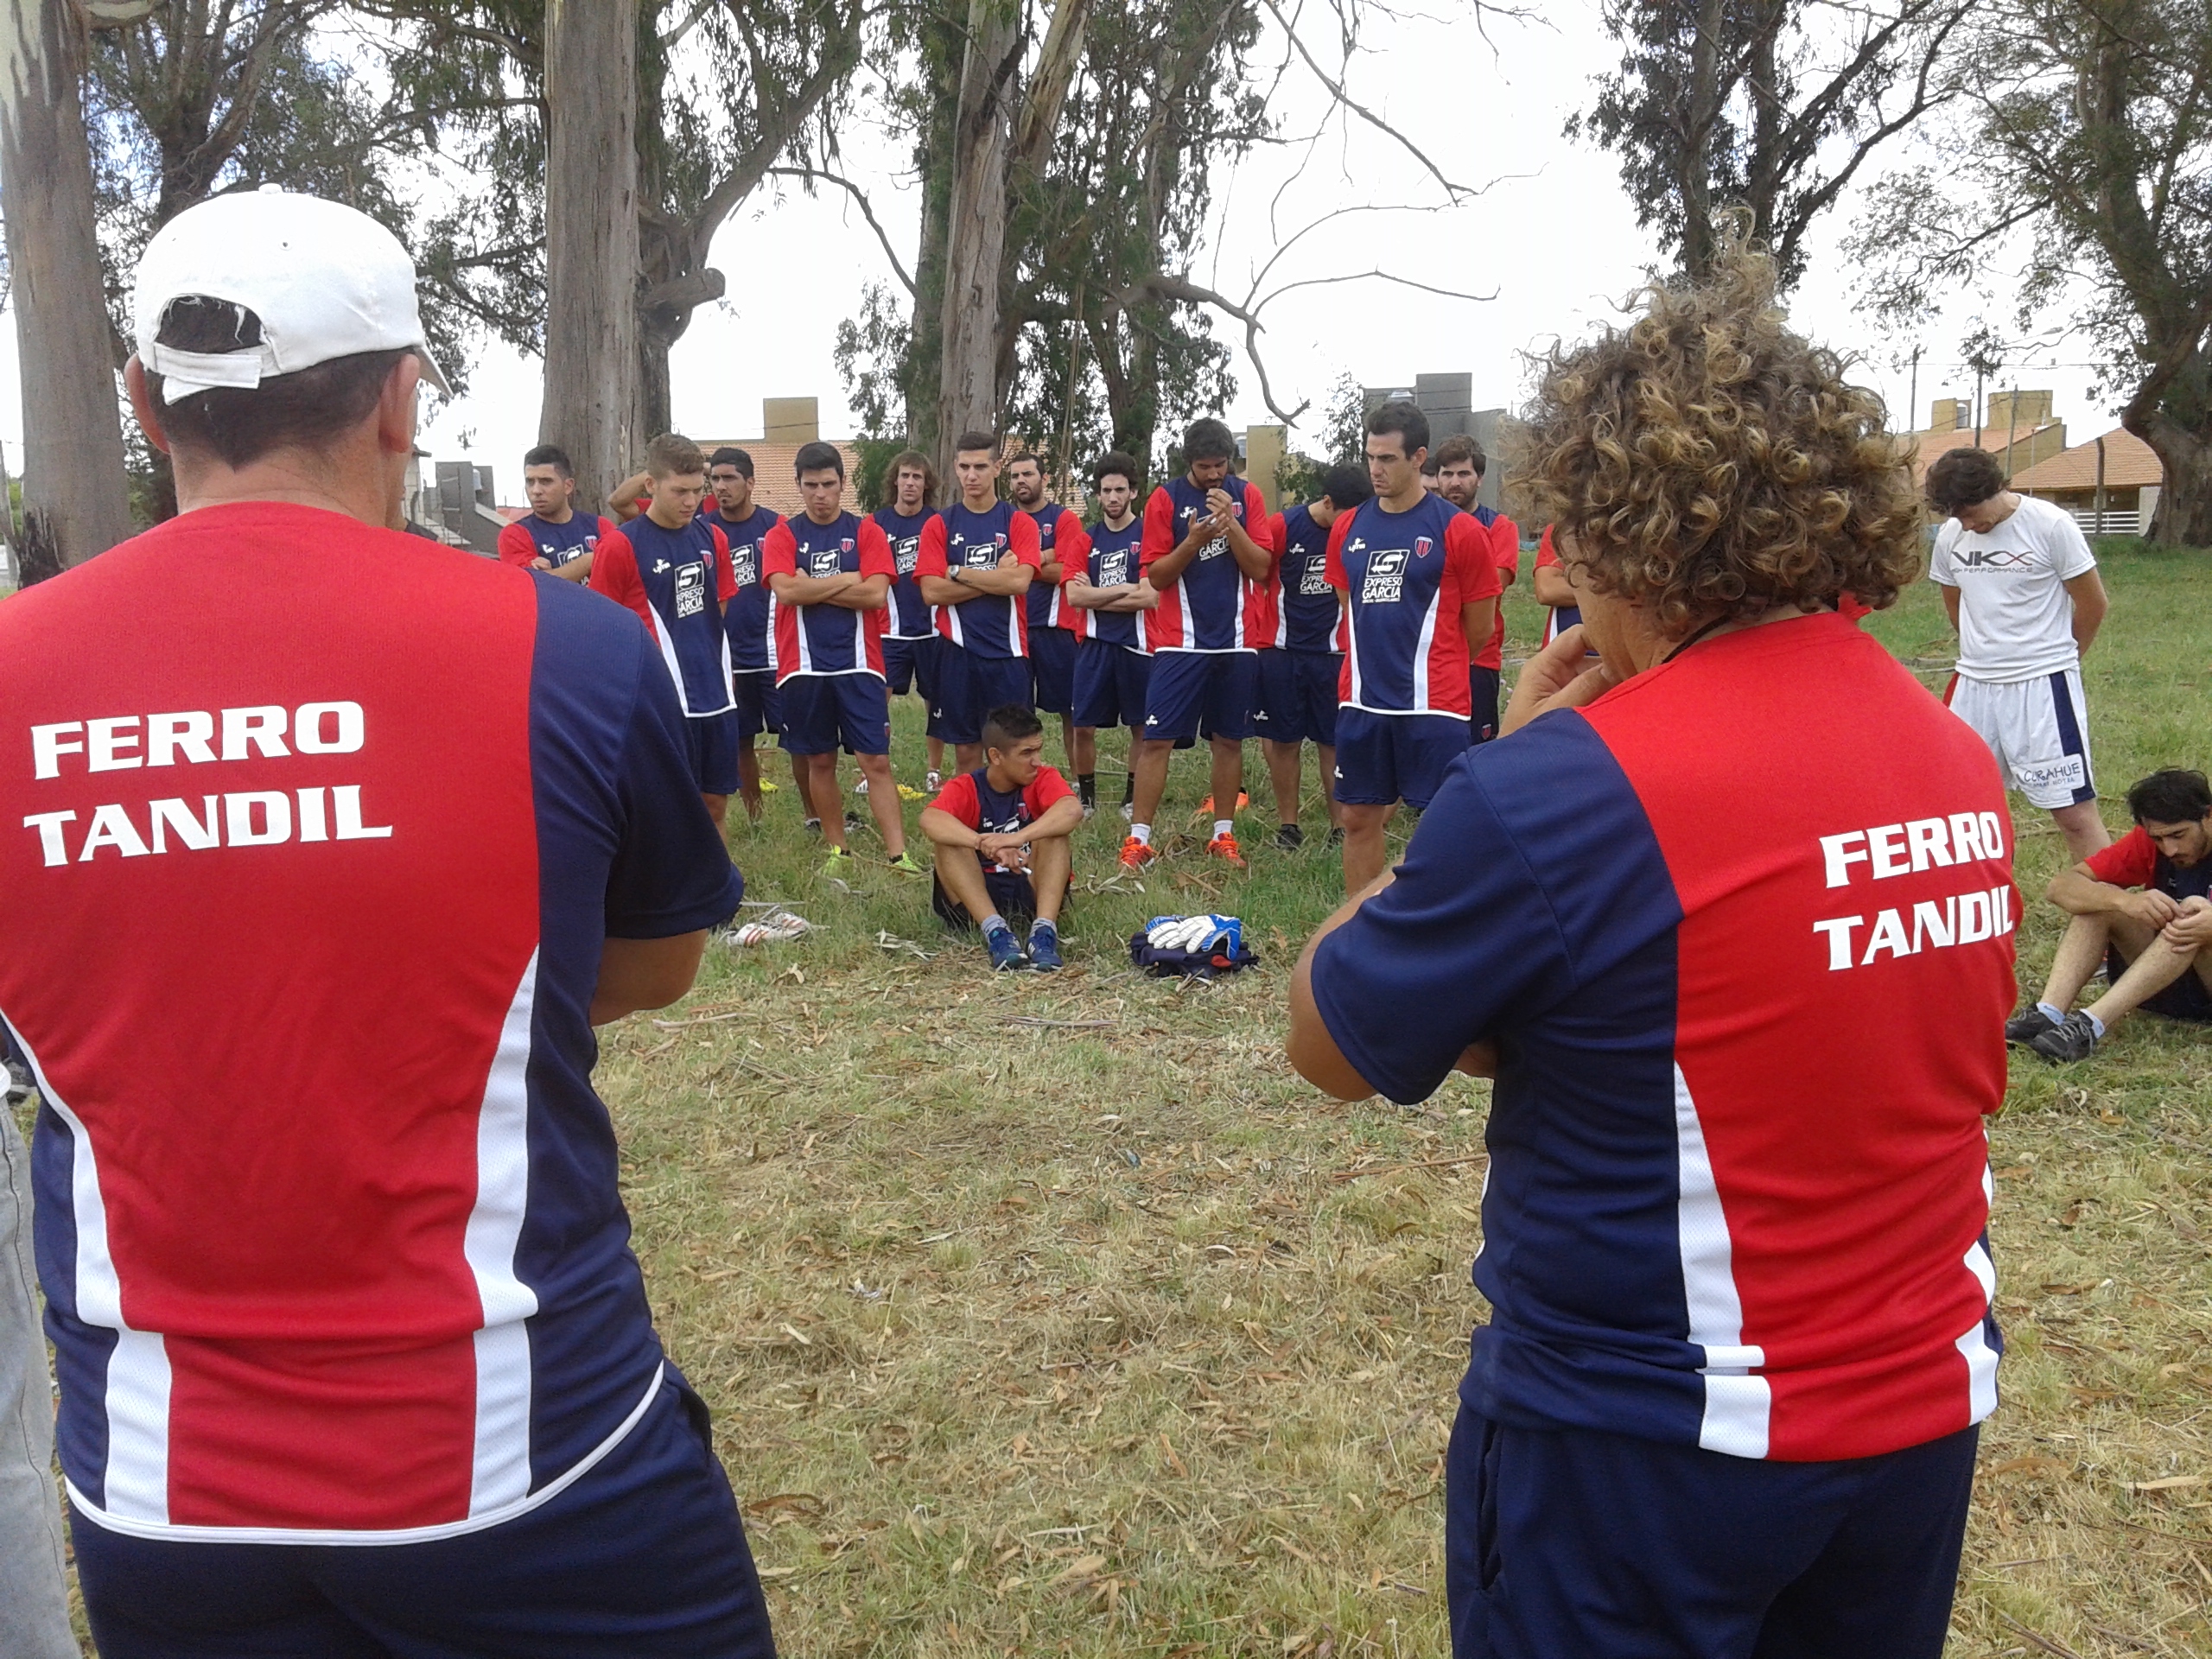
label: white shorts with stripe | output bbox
[1947,668,2096,810]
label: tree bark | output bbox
[539,0,639,508]
[0,0,138,575]
[931,0,1018,476]
[2133,409,2212,549]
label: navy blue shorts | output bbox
[2107,944,2212,1022]
[928,648,1033,746]
[931,866,1039,929]
[731,671,781,741]
[683,709,741,796]
[881,633,939,701]
[1071,639,1152,733]
[1469,665,1501,744]
[1332,708,1469,808]
[1141,651,1255,744]
[73,1371,777,1659]
[779,672,892,756]
[1252,647,1341,747]
[1446,1408,1976,1658]
[1030,626,1079,714]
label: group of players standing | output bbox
[494,399,1555,938]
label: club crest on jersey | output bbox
[1360,548,1408,605]
[1415,537,1434,561]
[841,538,855,554]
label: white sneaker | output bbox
[854,777,870,796]
[1083,803,1096,820]
[925,769,941,791]
[1120,802,1135,822]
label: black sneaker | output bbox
[1326,825,1344,847]
[2030,1010,2099,1064]
[2005,1005,2060,1046]
[1274,822,1305,851]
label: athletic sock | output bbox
[1077,772,1096,805]
[2085,1010,2106,1039]
[1030,917,1056,938]
[980,913,1008,937]
[1130,823,1152,846]
[2037,1001,2065,1025]
[1213,818,1235,841]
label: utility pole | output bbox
[1905,345,1922,435]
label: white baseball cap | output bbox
[133,185,452,403]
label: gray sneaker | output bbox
[2030,1010,2099,1064]
[2005,1005,2059,1046]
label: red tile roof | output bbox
[2010,428,2163,493]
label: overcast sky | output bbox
[1,2,2126,498]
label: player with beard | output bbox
[1433,435,1520,742]
[1062,451,1158,818]
[874,449,943,795]
[1007,452,1091,770]
[702,447,796,824]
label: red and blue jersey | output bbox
[874,508,935,640]
[0,503,741,1541]
[1535,524,1582,645]
[928,764,1076,875]
[763,512,896,682]
[497,511,612,572]
[1023,505,1092,634]
[1312,613,2013,1462]
[1471,504,1521,671]
[588,515,737,716]
[1141,476,1272,652]
[705,505,781,676]
[1267,502,1343,654]
[1084,520,1147,653]
[1325,493,1499,717]
[917,502,1041,659]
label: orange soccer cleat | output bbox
[1199,791,1251,814]
[1204,832,1247,869]
[1118,836,1158,869]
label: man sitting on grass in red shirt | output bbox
[919,704,1084,973]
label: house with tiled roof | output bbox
[2012,428,2164,537]
[1903,392,2068,486]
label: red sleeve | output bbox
[2084,827,2156,889]
[760,522,798,579]
[1051,511,1090,579]
[1535,524,1559,569]
[1139,487,1177,569]
[1491,514,1521,580]
[1447,514,1501,601]
[915,514,949,579]
[1267,512,1288,576]
[858,518,896,580]
[710,524,736,602]
[497,522,536,568]
[1007,510,1041,569]
[598,515,618,543]
[1242,482,1275,552]
[1026,766,1075,817]
[586,529,648,621]
[928,772,981,830]
[1323,505,1356,590]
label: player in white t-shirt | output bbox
[1927,448,2112,859]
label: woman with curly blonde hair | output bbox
[1291,242,2018,1658]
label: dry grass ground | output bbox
[29,543,2212,1656]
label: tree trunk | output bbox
[932,0,1017,476]
[540,0,639,509]
[2133,410,2212,549]
[0,0,137,575]
[1678,0,1727,279]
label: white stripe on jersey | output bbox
[464,950,543,1515]
[1410,589,1440,710]
[1673,1065,1770,1459]
[1,1014,174,1522]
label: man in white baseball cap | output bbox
[0,189,773,1656]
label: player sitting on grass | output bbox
[2012,767,2212,1062]
[919,704,1083,972]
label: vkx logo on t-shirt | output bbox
[22,702,393,868]
[674,562,707,618]
[1360,547,1408,605]
[1955,548,2035,570]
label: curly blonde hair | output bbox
[1513,238,1923,626]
